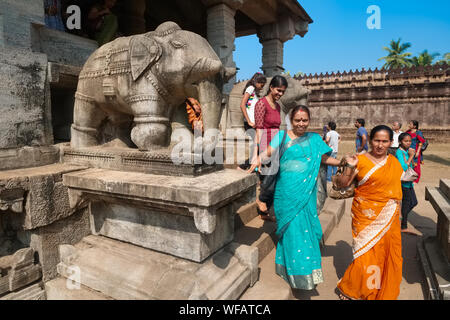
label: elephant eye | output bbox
[170,40,185,49]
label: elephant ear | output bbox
[130,35,162,81]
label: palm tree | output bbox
[378,38,413,69]
[436,52,450,65]
[411,50,440,66]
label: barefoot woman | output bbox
[249,105,341,290]
[336,125,403,300]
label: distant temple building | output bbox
[295,65,450,141]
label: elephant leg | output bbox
[71,92,107,148]
[107,112,134,147]
[130,101,170,151]
[170,104,194,152]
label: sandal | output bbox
[336,287,353,300]
[257,207,276,222]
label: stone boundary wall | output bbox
[291,64,450,142]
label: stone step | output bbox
[235,201,258,230]
[439,179,450,200]
[53,235,258,300]
[234,215,277,264]
[239,248,292,300]
[237,197,347,300]
[0,282,46,300]
[45,277,112,300]
[233,197,347,265]
[417,237,450,300]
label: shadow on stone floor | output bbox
[321,240,353,279]
[408,210,436,237]
[400,233,427,299]
[423,154,450,167]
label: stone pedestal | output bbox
[63,168,257,262]
[0,163,91,281]
[61,144,223,177]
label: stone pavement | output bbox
[240,143,450,300]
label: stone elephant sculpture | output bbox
[71,21,233,152]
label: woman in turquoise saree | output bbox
[249,105,342,289]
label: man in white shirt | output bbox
[389,121,403,155]
[325,121,341,181]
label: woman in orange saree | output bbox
[336,125,404,300]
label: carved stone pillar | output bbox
[257,15,309,77]
[119,0,146,35]
[260,38,284,76]
[204,1,243,93]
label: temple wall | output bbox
[295,65,450,142]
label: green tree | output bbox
[411,50,440,66]
[436,52,450,65]
[378,38,413,69]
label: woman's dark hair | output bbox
[290,105,311,123]
[410,120,419,130]
[266,75,288,95]
[356,118,365,127]
[398,132,411,143]
[369,125,393,141]
[328,121,336,130]
[243,72,267,95]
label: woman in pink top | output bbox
[249,75,288,220]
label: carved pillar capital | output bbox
[257,14,308,43]
[257,15,309,77]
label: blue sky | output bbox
[234,0,450,81]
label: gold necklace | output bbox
[367,152,387,165]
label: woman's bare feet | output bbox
[256,198,268,212]
[401,228,420,235]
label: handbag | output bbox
[421,139,428,152]
[259,130,288,198]
[400,152,419,182]
[329,165,357,199]
[401,166,418,182]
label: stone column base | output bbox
[50,234,258,300]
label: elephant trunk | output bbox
[197,78,222,155]
[189,58,222,83]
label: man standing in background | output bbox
[325,121,340,181]
[389,121,403,155]
[355,118,368,154]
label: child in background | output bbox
[395,133,419,234]
[185,98,203,135]
[239,73,267,170]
